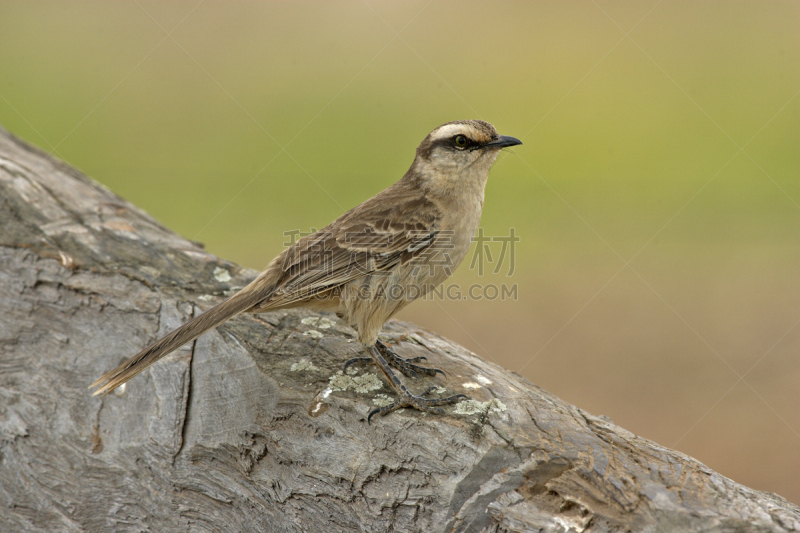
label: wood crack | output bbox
[174,311,198,462]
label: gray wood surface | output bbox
[1,126,798,532]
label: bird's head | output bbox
[411,120,521,193]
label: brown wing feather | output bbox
[260,183,440,307]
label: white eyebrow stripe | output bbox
[429,123,479,141]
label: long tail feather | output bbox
[90,287,266,396]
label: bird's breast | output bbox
[428,194,484,282]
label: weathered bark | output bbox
[0,125,797,533]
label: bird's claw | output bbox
[344,341,444,379]
[343,356,372,373]
[377,340,444,378]
[367,386,467,423]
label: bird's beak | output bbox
[484,135,523,149]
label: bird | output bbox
[90,120,522,421]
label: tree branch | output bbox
[1,126,798,532]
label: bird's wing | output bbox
[262,186,440,307]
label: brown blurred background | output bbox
[1,1,798,503]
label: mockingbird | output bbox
[91,120,521,421]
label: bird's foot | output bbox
[344,340,444,379]
[368,385,467,423]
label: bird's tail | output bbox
[90,285,267,396]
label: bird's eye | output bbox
[453,135,469,148]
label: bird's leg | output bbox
[343,339,444,378]
[365,344,466,423]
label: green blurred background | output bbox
[2,1,798,503]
